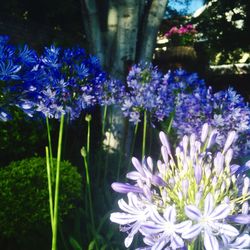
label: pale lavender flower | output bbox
[110,192,152,247]
[110,124,250,249]
[183,193,239,250]
[221,233,250,249]
[141,206,191,249]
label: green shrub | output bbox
[0,157,83,249]
[0,110,48,166]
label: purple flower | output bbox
[110,124,250,249]
[183,193,239,250]
[141,206,191,249]
[110,192,152,247]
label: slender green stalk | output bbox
[46,117,54,181]
[52,114,65,250]
[142,110,147,159]
[82,150,95,228]
[82,114,97,248]
[85,114,92,163]
[103,129,111,181]
[102,105,108,138]
[46,146,54,233]
[167,111,174,134]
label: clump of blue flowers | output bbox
[173,87,250,158]
[110,123,250,249]
[121,65,207,125]
[0,35,38,120]
[1,35,123,121]
[121,62,169,124]
[22,45,108,120]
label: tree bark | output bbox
[80,0,104,65]
[111,0,141,78]
[80,0,168,75]
[138,0,168,62]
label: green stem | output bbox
[142,110,147,159]
[167,111,174,134]
[83,114,96,247]
[102,105,108,138]
[83,153,95,229]
[46,146,54,233]
[52,114,65,250]
[46,117,54,182]
[85,114,92,165]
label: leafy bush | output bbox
[0,110,48,166]
[0,157,83,249]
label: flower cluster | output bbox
[110,124,250,249]
[21,45,108,120]
[0,35,126,121]
[0,35,39,120]
[165,24,197,46]
[173,87,250,158]
[121,63,166,124]
[121,65,204,124]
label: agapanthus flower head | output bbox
[173,86,250,158]
[110,123,250,249]
[121,66,208,126]
[22,44,107,120]
[121,62,176,124]
[0,35,39,121]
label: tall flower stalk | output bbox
[142,110,147,159]
[51,114,64,250]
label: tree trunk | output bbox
[80,0,168,75]
[138,0,169,62]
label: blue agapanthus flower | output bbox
[121,63,172,124]
[120,65,207,125]
[172,86,250,158]
[110,124,250,249]
[21,45,107,120]
[0,35,39,121]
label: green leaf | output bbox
[69,236,83,250]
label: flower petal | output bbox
[230,233,250,248]
[110,212,137,225]
[185,205,202,221]
[150,207,165,224]
[182,224,202,239]
[215,223,239,237]
[163,206,176,223]
[159,131,171,155]
[152,175,166,187]
[141,221,164,235]
[132,157,146,176]
[201,123,209,143]
[204,193,214,217]
[175,220,192,233]
[171,232,184,249]
[227,214,250,225]
[111,182,143,193]
[223,131,236,153]
[126,171,141,180]
[209,204,231,220]
[204,231,219,250]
